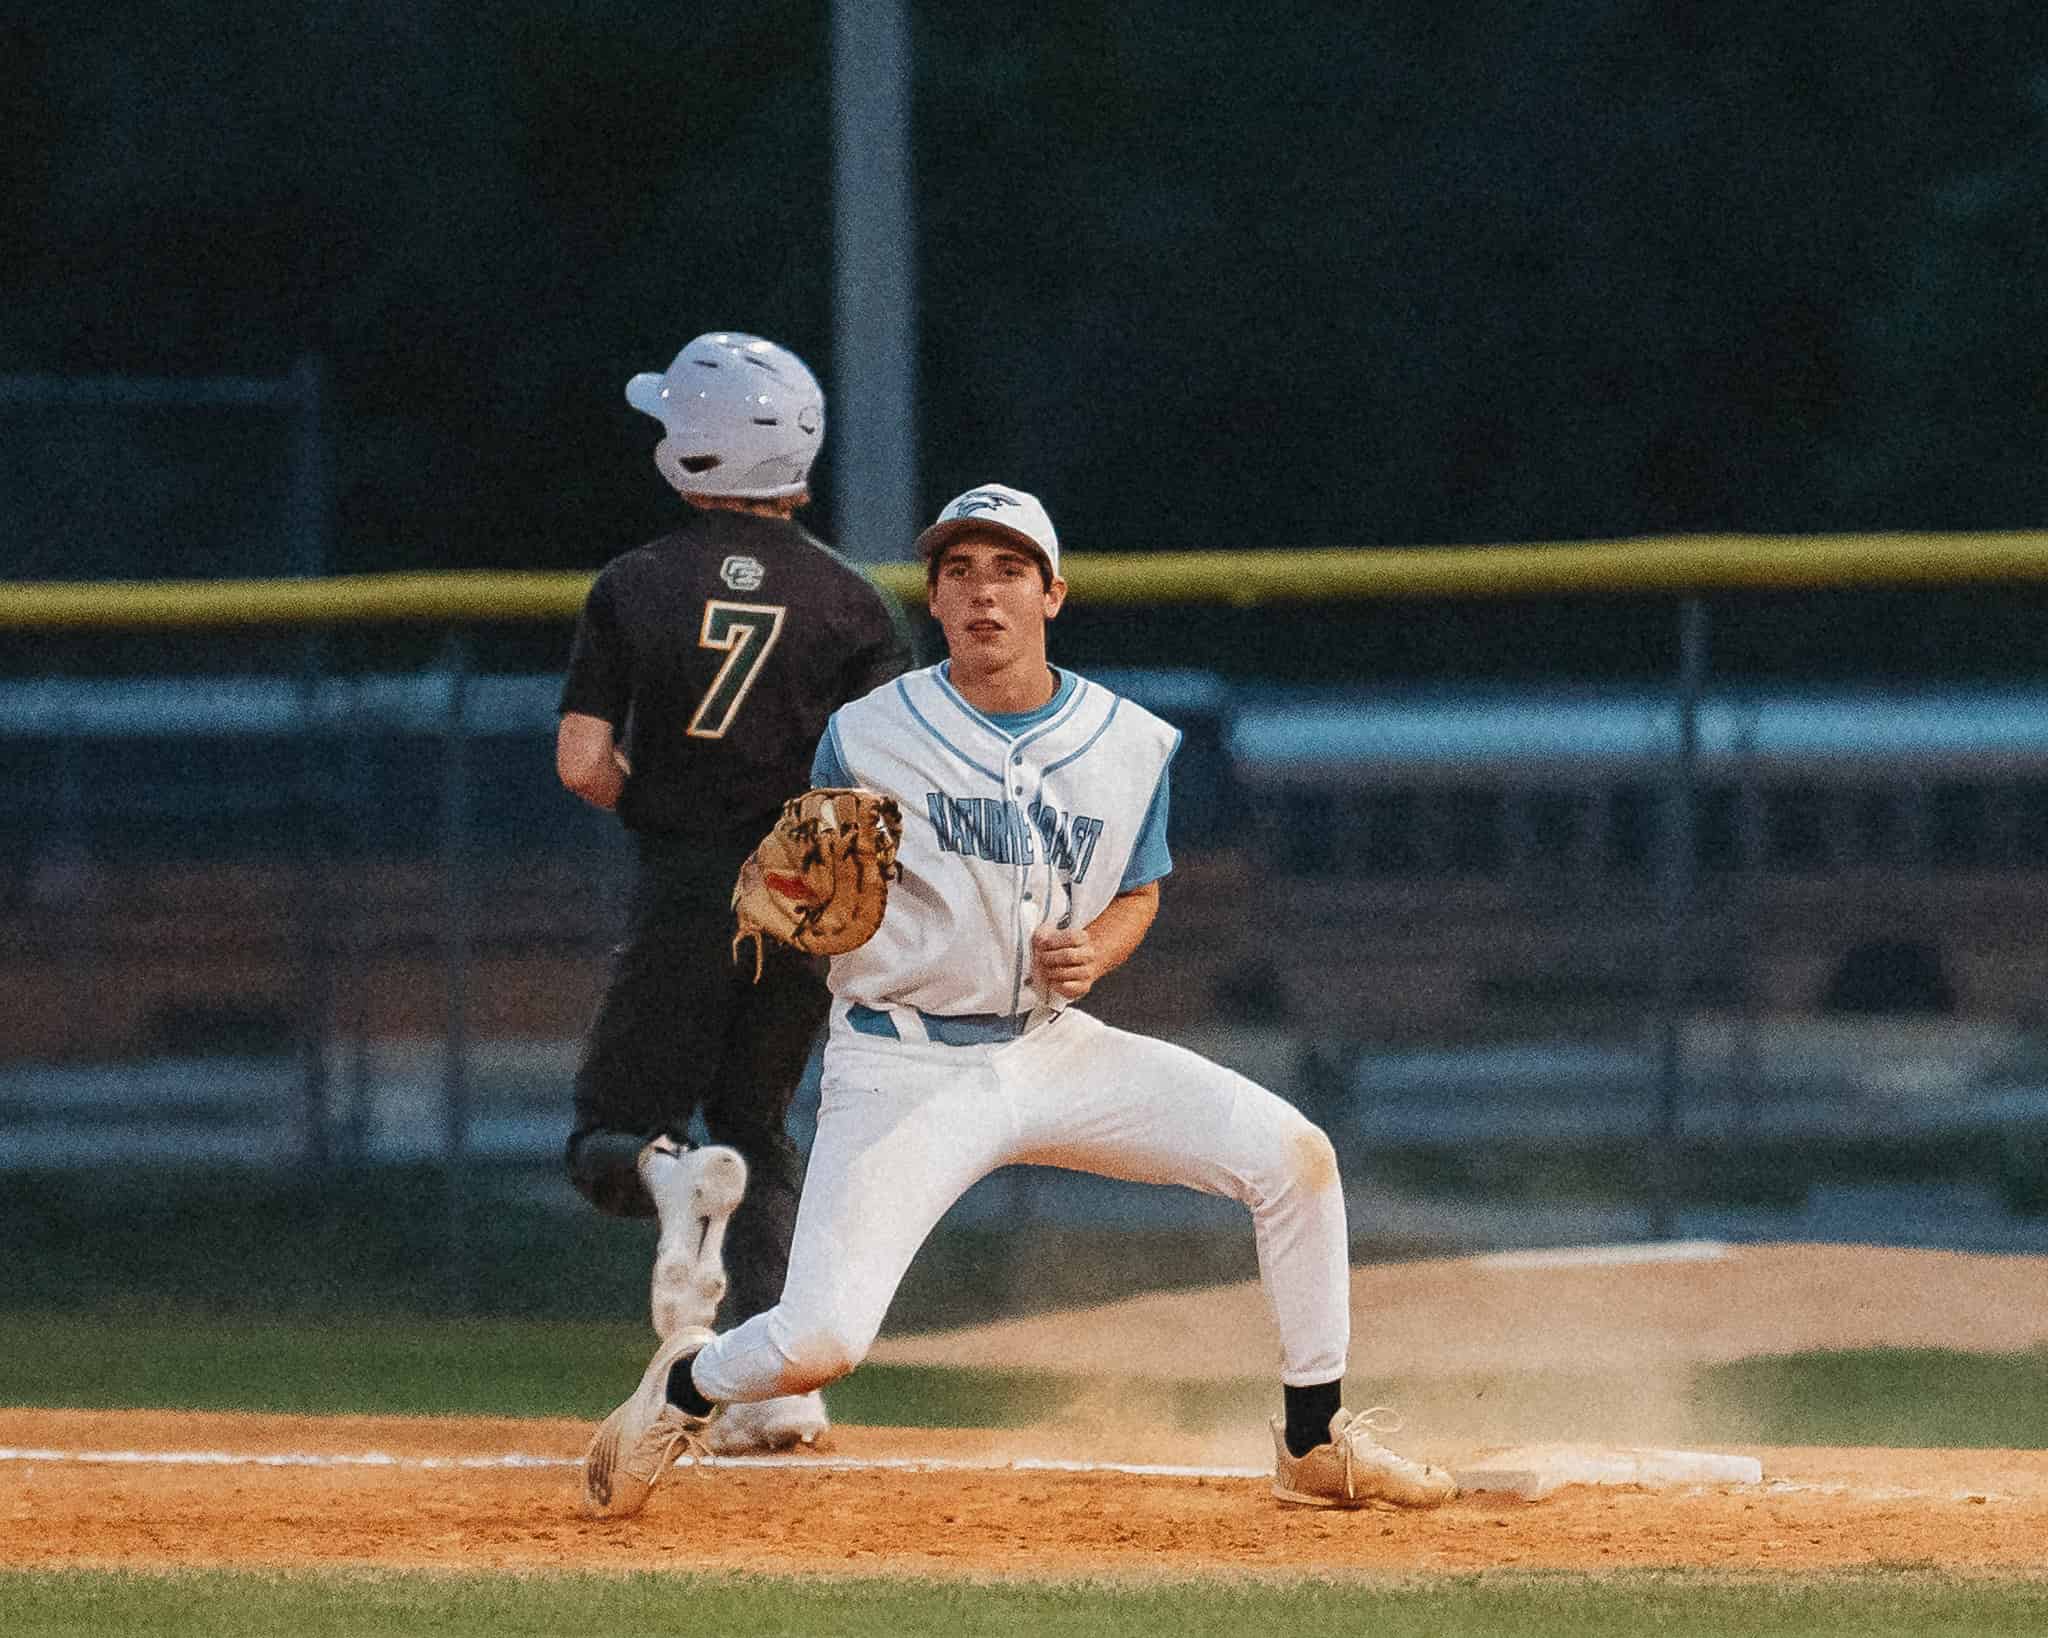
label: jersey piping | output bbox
[893,676,1004,783]
[1042,695,1122,776]
[932,662,1091,755]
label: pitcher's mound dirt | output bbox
[6,1244,2048,1578]
[869,1240,2048,1380]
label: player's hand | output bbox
[612,747,632,776]
[1031,923,1100,1001]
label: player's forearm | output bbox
[557,712,627,810]
[568,765,625,810]
[1081,882,1160,977]
[1030,882,1159,1001]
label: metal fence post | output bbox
[440,632,474,1310]
[295,641,334,1168]
[341,677,374,1163]
[290,355,335,1167]
[1650,597,1708,1238]
[51,686,90,1059]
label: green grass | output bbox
[6,1308,2048,1450]
[5,1568,2048,1638]
[1697,1349,2048,1449]
[0,1311,1074,1426]
[11,1162,2048,1449]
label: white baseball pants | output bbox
[690,1006,1351,1403]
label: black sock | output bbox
[1283,1380,1343,1458]
[666,1359,715,1418]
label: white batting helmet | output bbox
[625,332,824,501]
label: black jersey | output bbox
[559,509,913,868]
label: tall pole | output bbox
[1651,597,1708,1238]
[831,0,917,562]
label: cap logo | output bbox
[950,489,1019,518]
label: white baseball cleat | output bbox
[581,1325,719,1520]
[640,1139,748,1339]
[1270,1407,1457,1510]
[704,1390,831,1455]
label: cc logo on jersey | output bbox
[720,555,767,592]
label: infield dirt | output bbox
[7,1243,2048,1578]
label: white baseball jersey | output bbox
[813,663,1179,1018]
[690,660,1354,1411]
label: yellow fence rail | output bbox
[5,530,2048,629]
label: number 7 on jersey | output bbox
[688,600,787,738]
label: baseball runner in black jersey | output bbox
[556,332,912,1455]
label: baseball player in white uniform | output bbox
[582,485,1457,1518]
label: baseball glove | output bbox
[731,787,904,980]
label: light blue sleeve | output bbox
[1119,730,1181,890]
[811,715,854,787]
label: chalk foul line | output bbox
[2,1447,2005,1502]
[0,1446,1265,1480]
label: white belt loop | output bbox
[886,1004,929,1044]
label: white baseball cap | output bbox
[913,483,1061,578]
